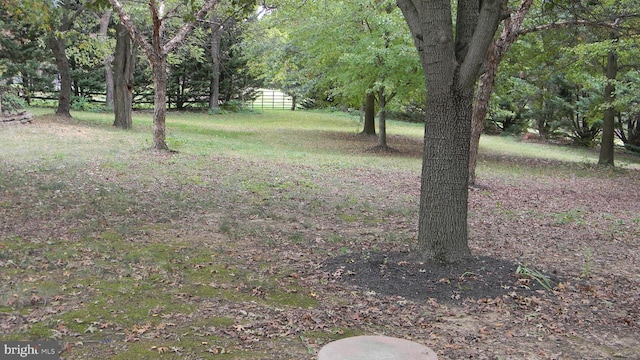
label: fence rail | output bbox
[25,89,297,111]
[250,89,294,110]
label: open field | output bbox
[1,108,639,359]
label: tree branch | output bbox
[458,0,506,89]
[396,0,423,48]
[454,0,479,61]
[493,0,533,59]
[517,15,640,36]
[108,0,153,59]
[164,0,220,53]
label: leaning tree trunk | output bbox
[48,35,72,118]
[599,47,617,166]
[469,70,493,185]
[469,0,533,185]
[113,23,135,129]
[361,92,376,135]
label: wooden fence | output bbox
[27,89,297,110]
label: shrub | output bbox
[0,86,27,113]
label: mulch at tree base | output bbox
[323,251,560,303]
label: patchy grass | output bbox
[1,108,639,359]
[478,135,640,172]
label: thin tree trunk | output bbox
[150,0,169,150]
[105,56,115,110]
[109,0,220,150]
[152,58,169,150]
[377,89,387,147]
[99,10,114,110]
[113,23,135,129]
[362,92,376,135]
[469,71,492,185]
[291,95,296,111]
[209,15,223,110]
[48,35,72,118]
[599,47,617,166]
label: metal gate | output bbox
[250,89,294,110]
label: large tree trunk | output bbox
[48,35,72,118]
[599,48,617,166]
[397,0,505,263]
[113,23,135,129]
[208,15,223,110]
[419,88,474,263]
[469,0,533,185]
[362,92,376,135]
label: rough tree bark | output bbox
[99,10,114,110]
[469,0,533,185]
[209,15,223,111]
[149,0,169,149]
[48,34,72,118]
[377,89,388,147]
[113,23,135,129]
[397,0,505,263]
[361,92,376,135]
[599,47,617,166]
[47,3,86,118]
[109,0,220,150]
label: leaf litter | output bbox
[0,122,639,359]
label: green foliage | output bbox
[217,22,262,103]
[581,247,594,278]
[242,0,424,111]
[0,2,57,99]
[516,265,553,292]
[70,95,99,112]
[488,77,535,135]
[492,0,640,149]
[0,86,27,113]
[220,99,255,113]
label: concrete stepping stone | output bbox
[318,335,437,360]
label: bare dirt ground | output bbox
[1,120,639,359]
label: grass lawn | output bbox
[1,108,639,359]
